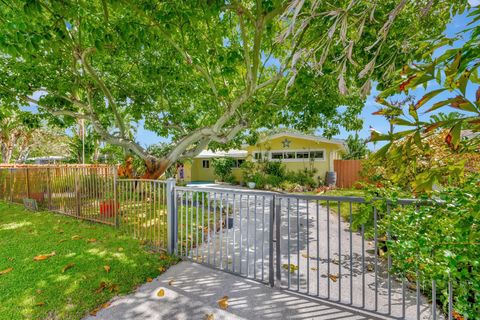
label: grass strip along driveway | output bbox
[0,201,178,320]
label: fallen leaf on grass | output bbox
[106,283,119,293]
[89,302,111,316]
[36,289,42,294]
[61,263,75,273]
[87,238,97,243]
[34,252,56,261]
[452,310,465,320]
[328,274,338,282]
[57,239,66,244]
[57,229,64,234]
[157,289,165,297]
[90,307,101,316]
[94,281,119,294]
[218,296,229,310]
[168,279,174,286]
[7,257,14,261]
[71,235,81,240]
[158,266,166,273]
[159,253,168,260]
[117,247,124,252]
[35,302,45,307]
[146,277,153,282]
[95,281,107,294]
[0,268,13,275]
[104,265,111,273]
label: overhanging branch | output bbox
[80,48,127,138]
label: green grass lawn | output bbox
[0,201,178,320]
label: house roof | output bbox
[242,132,346,150]
[194,149,248,159]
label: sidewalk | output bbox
[84,261,388,320]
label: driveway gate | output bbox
[174,185,455,320]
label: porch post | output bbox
[166,178,177,254]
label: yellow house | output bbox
[178,132,345,183]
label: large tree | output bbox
[0,107,69,163]
[0,0,468,178]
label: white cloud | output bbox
[469,0,480,6]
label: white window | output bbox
[271,152,283,160]
[233,159,245,168]
[202,160,210,168]
[310,151,324,160]
[285,152,296,159]
[296,151,309,159]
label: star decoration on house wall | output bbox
[281,138,291,148]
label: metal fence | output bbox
[0,165,465,319]
[175,187,274,283]
[174,187,461,320]
[0,165,169,250]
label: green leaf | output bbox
[457,69,470,95]
[446,123,462,149]
[449,96,478,113]
[390,118,414,126]
[415,88,447,109]
[408,104,418,122]
[373,142,392,158]
[426,98,457,113]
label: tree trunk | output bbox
[141,157,170,180]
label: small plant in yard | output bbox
[241,159,320,191]
[212,157,236,183]
[0,202,179,320]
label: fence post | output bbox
[26,167,30,199]
[275,196,282,286]
[46,167,52,210]
[113,167,119,228]
[166,178,176,254]
[269,196,275,287]
[9,168,13,202]
[74,168,81,217]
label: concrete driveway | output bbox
[84,261,389,320]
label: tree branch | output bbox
[238,13,253,93]
[180,137,210,159]
[80,48,127,138]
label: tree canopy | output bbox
[0,0,469,176]
[370,6,479,190]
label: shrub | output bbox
[285,168,318,189]
[240,160,258,182]
[212,157,236,183]
[380,175,480,319]
[263,161,286,178]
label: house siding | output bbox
[184,134,344,183]
[245,136,343,183]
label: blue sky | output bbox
[134,5,478,150]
